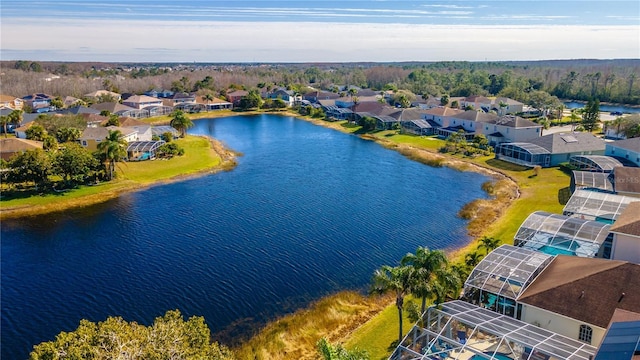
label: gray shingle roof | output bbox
[608,138,640,152]
[527,132,605,154]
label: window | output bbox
[579,324,592,344]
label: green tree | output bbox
[440,94,449,106]
[50,97,64,110]
[582,98,600,132]
[43,135,58,151]
[170,110,194,138]
[97,130,127,180]
[56,127,82,143]
[317,338,369,360]
[401,247,449,314]
[53,143,99,187]
[30,310,235,360]
[239,89,263,109]
[25,124,47,141]
[478,236,501,255]
[105,114,120,127]
[0,114,9,137]
[6,109,24,135]
[464,251,483,270]
[370,264,413,342]
[203,93,214,109]
[7,148,51,190]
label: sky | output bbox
[1,0,639,63]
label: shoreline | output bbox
[0,136,239,220]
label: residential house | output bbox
[63,96,81,108]
[267,88,299,107]
[438,110,498,140]
[478,115,543,145]
[460,95,492,111]
[421,107,465,128]
[144,89,174,98]
[410,95,441,109]
[495,132,606,167]
[83,90,121,102]
[79,113,108,128]
[463,245,640,347]
[163,92,196,107]
[606,138,640,167]
[195,95,232,110]
[57,105,101,116]
[122,95,163,110]
[494,97,524,115]
[0,94,24,110]
[612,166,640,197]
[79,126,137,151]
[226,90,249,106]
[91,102,149,119]
[517,256,640,347]
[394,108,439,135]
[21,93,54,113]
[302,90,340,103]
[0,138,43,161]
[607,202,640,263]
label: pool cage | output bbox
[495,143,550,167]
[390,300,597,360]
[569,155,623,173]
[463,245,554,318]
[562,189,637,223]
[514,211,612,258]
[570,171,614,193]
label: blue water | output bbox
[1,114,488,359]
[563,101,640,114]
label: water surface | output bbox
[1,115,488,358]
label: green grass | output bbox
[345,298,415,360]
[121,137,221,183]
[335,131,570,358]
[0,135,226,218]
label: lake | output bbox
[1,114,489,359]
[563,101,640,114]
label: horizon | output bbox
[1,0,639,63]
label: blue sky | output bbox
[1,0,639,62]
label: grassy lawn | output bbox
[0,135,225,218]
[336,130,571,359]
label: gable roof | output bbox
[609,201,640,236]
[423,107,465,117]
[0,138,44,153]
[608,138,640,152]
[91,102,136,113]
[387,108,428,121]
[124,95,162,103]
[490,115,541,128]
[614,167,640,194]
[527,132,606,154]
[519,256,640,328]
[80,126,137,141]
[452,110,500,122]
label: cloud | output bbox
[1,18,638,62]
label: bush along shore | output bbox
[12,109,569,359]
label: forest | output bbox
[1,59,639,106]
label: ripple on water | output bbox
[1,115,489,359]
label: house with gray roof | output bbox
[605,138,640,167]
[495,132,606,167]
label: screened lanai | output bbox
[562,189,637,223]
[514,211,612,258]
[570,171,614,193]
[126,140,165,161]
[463,245,553,318]
[495,143,550,167]
[390,300,597,360]
[569,155,623,173]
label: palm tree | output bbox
[478,236,501,255]
[0,114,8,138]
[170,110,193,138]
[432,266,462,306]
[97,130,127,180]
[8,109,23,135]
[317,338,369,360]
[203,93,214,110]
[370,264,413,342]
[401,246,448,314]
[610,116,627,138]
[464,251,483,270]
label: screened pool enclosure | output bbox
[568,155,623,173]
[390,300,597,360]
[495,143,550,167]
[562,189,637,222]
[514,211,612,258]
[463,245,553,318]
